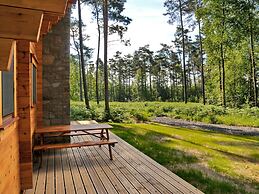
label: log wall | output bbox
[0,42,20,194]
[0,121,21,194]
[17,41,41,190]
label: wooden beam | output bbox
[0,6,43,42]
[40,20,51,35]
[40,14,60,35]
[0,38,15,71]
[0,0,68,15]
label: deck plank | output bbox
[81,136,155,194]
[34,151,48,194]
[24,159,40,194]
[67,148,86,194]
[75,136,119,194]
[45,150,55,194]
[76,141,108,194]
[108,135,184,193]
[61,149,76,194]
[77,136,134,194]
[86,138,140,194]
[28,127,203,194]
[110,133,203,194]
[112,141,181,194]
[72,148,97,194]
[55,149,66,194]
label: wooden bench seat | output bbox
[34,140,118,151]
[42,131,106,137]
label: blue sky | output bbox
[75,0,176,60]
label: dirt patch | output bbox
[153,117,259,136]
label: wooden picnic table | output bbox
[34,123,117,164]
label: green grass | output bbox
[71,101,259,127]
[110,123,259,194]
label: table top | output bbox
[35,124,112,134]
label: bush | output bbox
[70,101,259,127]
[109,108,127,123]
[70,103,92,120]
[132,111,150,122]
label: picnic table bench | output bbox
[34,124,118,164]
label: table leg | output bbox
[40,134,44,168]
[100,129,104,140]
[40,134,44,145]
[106,129,109,140]
[100,129,104,147]
[108,144,113,160]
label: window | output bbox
[2,56,14,117]
[32,64,37,105]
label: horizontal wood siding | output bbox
[0,116,20,194]
[0,41,20,194]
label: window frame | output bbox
[31,55,37,107]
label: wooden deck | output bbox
[25,130,203,194]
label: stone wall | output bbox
[42,10,70,126]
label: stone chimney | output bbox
[42,9,71,126]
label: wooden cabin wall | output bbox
[0,43,21,194]
[0,122,21,194]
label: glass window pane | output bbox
[2,57,14,117]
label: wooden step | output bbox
[34,140,118,151]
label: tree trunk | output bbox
[78,0,90,109]
[179,0,187,104]
[118,64,122,101]
[78,57,83,101]
[220,43,226,107]
[249,0,257,106]
[149,67,152,98]
[218,59,223,106]
[111,72,114,101]
[170,71,174,101]
[192,63,198,100]
[198,18,205,105]
[103,0,110,116]
[172,69,176,101]
[249,52,253,102]
[128,69,131,101]
[188,63,192,93]
[71,29,83,101]
[94,2,101,105]
[221,3,226,107]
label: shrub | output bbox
[70,104,92,120]
[109,108,127,123]
[132,111,150,122]
[70,101,259,127]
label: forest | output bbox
[69,1,259,193]
[70,0,259,110]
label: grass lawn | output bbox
[110,123,259,194]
